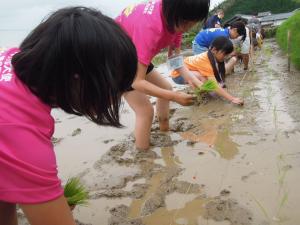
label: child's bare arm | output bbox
[208,77,244,105]
[132,62,195,106]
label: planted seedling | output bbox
[64,177,89,210]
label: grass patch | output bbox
[276,11,300,70]
[152,51,167,66]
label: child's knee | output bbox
[137,103,154,120]
[162,81,172,91]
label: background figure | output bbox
[203,9,224,29]
[192,21,246,55]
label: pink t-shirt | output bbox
[0,48,63,204]
[116,0,182,65]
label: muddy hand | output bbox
[173,92,196,106]
[231,97,244,106]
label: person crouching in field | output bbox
[192,21,246,55]
[171,36,244,105]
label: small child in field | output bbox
[192,21,246,55]
[116,0,210,150]
[0,7,137,225]
[172,36,244,105]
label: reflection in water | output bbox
[181,120,239,160]
[143,197,208,225]
[214,129,239,160]
[128,146,177,219]
[128,144,211,225]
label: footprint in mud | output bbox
[108,205,144,225]
[170,117,195,132]
[71,128,82,136]
[150,132,181,147]
[203,198,253,225]
[90,183,149,200]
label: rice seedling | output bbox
[250,194,270,221]
[194,80,218,96]
[278,192,289,214]
[64,177,89,208]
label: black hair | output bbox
[210,36,233,55]
[230,21,246,41]
[12,7,137,127]
[217,9,224,14]
[162,0,210,32]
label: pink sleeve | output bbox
[174,34,182,48]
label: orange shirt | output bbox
[171,52,214,78]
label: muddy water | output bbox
[18,40,300,225]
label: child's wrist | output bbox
[167,91,176,101]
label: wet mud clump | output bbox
[90,183,149,199]
[108,205,144,225]
[150,132,181,147]
[203,198,253,225]
[170,117,195,132]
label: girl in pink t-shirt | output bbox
[116,0,210,150]
[0,7,137,225]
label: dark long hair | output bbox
[208,36,234,83]
[12,7,137,127]
[162,0,210,32]
[231,21,247,41]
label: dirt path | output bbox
[18,39,300,225]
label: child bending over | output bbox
[172,36,244,105]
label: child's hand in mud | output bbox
[231,97,244,106]
[172,92,196,106]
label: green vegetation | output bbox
[264,27,278,39]
[194,80,218,96]
[152,52,167,66]
[276,11,300,70]
[183,0,300,48]
[215,0,300,22]
[64,177,89,207]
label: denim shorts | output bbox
[172,75,186,85]
[192,41,208,55]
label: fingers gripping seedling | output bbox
[194,80,218,96]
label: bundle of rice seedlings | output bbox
[64,177,89,208]
[194,80,218,96]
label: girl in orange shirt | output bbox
[172,36,243,105]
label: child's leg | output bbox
[0,201,17,225]
[225,56,238,74]
[124,90,154,150]
[20,196,76,225]
[191,71,207,83]
[242,54,249,70]
[146,70,172,131]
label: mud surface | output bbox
[18,40,300,225]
